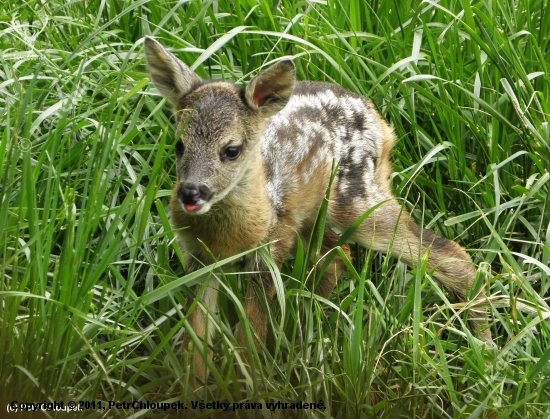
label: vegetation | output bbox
[1,0,549,417]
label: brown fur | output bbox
[144,36,492,387]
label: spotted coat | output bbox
[143,36,491,387]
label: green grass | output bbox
[1,0,549,417]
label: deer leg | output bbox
[299,222,351,299]
[182,278,219,387]
[235,221,298,349]
[341,201,491,341]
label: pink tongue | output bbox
[184,203,200,211]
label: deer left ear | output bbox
[144,36,201,109]
[244,60,295,117]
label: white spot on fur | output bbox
[261,86,385,211]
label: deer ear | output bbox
[144,36,201,108]
[244,60,295,117]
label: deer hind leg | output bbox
[299,221,351,299]
[339,200,491,341]
[182,278,219,387]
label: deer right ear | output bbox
[244,60,296,118]
[144,36,201,108]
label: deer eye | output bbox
[223,146,241,160]
[175,140,184,157]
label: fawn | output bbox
[144,36,491,385]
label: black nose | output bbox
[178,182,212,204]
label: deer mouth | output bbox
[180,194,215,214]
[177,182,214,214]
[183,202,204,212]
